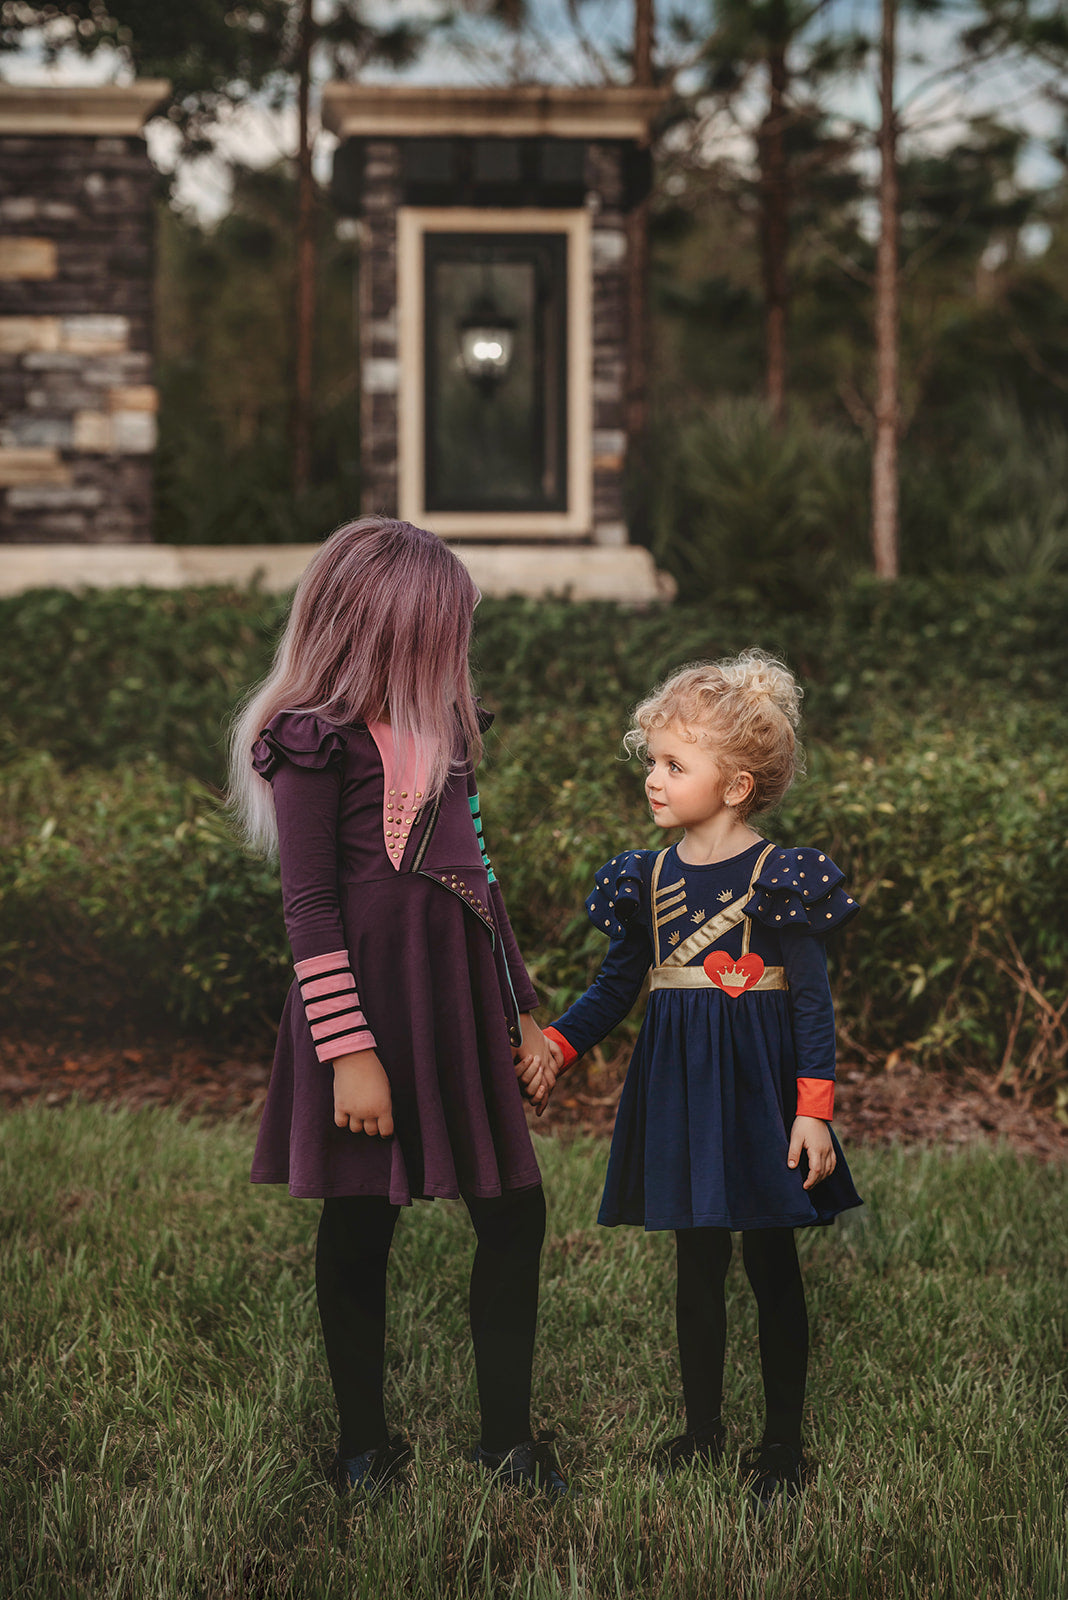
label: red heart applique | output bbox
[703,951,765,997]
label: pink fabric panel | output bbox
[305,993,363,1021]
[316,1029,377,1062]
[294,949,350,980]
[301,971,356,1001]
[368,719,429,872]
[311,1011,368,1040]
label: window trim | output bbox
[397,206,592,539]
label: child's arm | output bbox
[742,846,858,1189]
[542,921,655,1077]
[780,932,837,1188]
[270,753,392,1138]
[465,773,552,1108]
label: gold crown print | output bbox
[718,965,749,990]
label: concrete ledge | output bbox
[0,82,171,137]
[322,84,667,144]
[0,542,676,603]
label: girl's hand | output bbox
[545,1036,567,1076]
[787,1115,836,1190]
[513,1013,555,1117]
[332,1049,394,1137]
[515,1052,547,1110]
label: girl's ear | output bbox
[727,770,755,807]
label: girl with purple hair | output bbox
[230,517,565,1499]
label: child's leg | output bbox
[315,1194,400,1456]
[674,1228,733,1437]
[464,1184,547,1453]
[741,1227,808,1450]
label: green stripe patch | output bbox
[469,791,497,883]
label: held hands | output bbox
[332,1048,394,1137]
[513,1013,557,1117]
[787,1115,836,1190]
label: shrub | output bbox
[901,396,1068,580]
[644,399,870,608]
[2,580,1066,784]
[2,710,1065,1098]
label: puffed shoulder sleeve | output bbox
[743,846,859,934]
[251,710,347,779]
[586,851,646,940]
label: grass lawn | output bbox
[1,1104,1065,1599]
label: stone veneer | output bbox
[0,84,168,543]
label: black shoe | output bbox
[331,1433,412,1499]
[655,1426,726,1478]
[741,1441,805,1506]
[473,1438,569,1498]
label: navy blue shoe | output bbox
[331,1433,412,1499]
[741,1442,805,1507]
[655,1425,726,1478]
[473,1438,569,1498]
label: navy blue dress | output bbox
[550,840,863,1232]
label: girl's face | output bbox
[644,722,742,831]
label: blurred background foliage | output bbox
[148,130,1068,587]
[154,171,363,544]
[1,586,1065,1110]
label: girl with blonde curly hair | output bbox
[542,650,862,1504]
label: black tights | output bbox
[315,1185,546,1457]
[675,1228,809,1450]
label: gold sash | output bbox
[650,842,775,966]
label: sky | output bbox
[0,0,1062,228]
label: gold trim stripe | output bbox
[650,965,788,992]
[659,897,749,967]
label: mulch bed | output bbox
[2,1029,1064,1162]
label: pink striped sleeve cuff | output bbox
[294,950,376,1062]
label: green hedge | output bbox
[1,578,1066,783]
[3,708,1065,1097]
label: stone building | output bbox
[0,83,168,543]
[323,85,670,597]
[0,80,672,602]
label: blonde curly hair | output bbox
[624,649,804,818]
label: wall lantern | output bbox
[458,294,516,389]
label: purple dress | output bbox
[249,709,542,1205]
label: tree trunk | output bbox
[626,0,655,446]
[870,0,900,579]
[757,42,789,424]
[294,0,315,494]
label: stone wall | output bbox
[0,125,158,543]
[358,140,403,523]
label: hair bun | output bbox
[731,649,802,728]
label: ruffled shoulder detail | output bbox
[586,850,649,939]
[475,700,495,734]
[743,845,859,935]
[251,710,348,780]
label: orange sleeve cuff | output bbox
[796,1077,834,1120]
[543,1026,579,1070]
